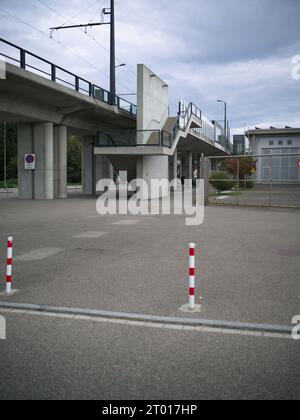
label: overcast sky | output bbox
[0,0,299,134]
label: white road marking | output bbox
[216,196,230,200]
[15,248,64,262]
[74,232,109,239]
[1,308,294,340]
[111,220,140,226]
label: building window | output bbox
[269,140,274,146]
[278,141,283,145]
[287,140,292,145]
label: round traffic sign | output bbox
[297,159,300,169]
[25,154,35,164]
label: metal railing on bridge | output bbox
[97,130,172,148]
[0,38,137,116]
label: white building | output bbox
[247,127,300,184]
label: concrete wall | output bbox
[136,65,170,198]
[137,64,169,137]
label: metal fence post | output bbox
[75,76,80,92]
[270,155,273,206]
[89,83,93,97]
[20,49,26,69]
[51,64,56,82]
[237,157,240,205]
[200,157,209,205]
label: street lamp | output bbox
[115,63,126,69]
[217,99,227,141]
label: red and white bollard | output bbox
[6,237,13,294]
[189,243,196,310]
[180,243,201,313]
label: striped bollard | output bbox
[180,243,201,313]
[6,237,13,294]
[189,243,196,310]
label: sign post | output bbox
[24,154,36,170]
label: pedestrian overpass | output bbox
[0,37,230,200]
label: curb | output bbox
[0,301,293,335]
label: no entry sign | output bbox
[297,159,300,169]
[24,154,36,170]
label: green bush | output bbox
[0,178,18,188]
[0,124,18,182]
[210,171,234,195]
[244,180,254,189]
[67,137,82,185]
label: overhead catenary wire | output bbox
[36,0,166,103]
[36,0,136,95]
[1,4,170,107]
[38,0,137,80]
[0,6,110,82]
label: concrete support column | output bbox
[44,123,54,199]
[185,152,193,186]
[18,122,56,200]
[173,149,178,181]
[34,122,54,199]
[95,155,112,192]
[54,125,67,199]
[82,137,94,195]
[136,156,169,199]
[197,155,202,179]
[180,154,185,181]
[18,124,34,199]
[188,151,193,180]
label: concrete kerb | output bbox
[0,302,293,336]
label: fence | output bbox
[204,153,300,208]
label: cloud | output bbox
[0,0,299,132]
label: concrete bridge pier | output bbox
[18,122,67,199]
[54,126,67,199]
[82,137,113,195]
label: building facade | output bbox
[247,127,300,184]
[233,135,246,155]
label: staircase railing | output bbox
[96,130,172,148]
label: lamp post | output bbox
[217,99,227,142]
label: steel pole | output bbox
[224,102,227,141]
[110,0,116,105]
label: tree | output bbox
[226,157,257,188]
[209,171,234,195]
[67,136,82,185]
[0,123,18,182]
